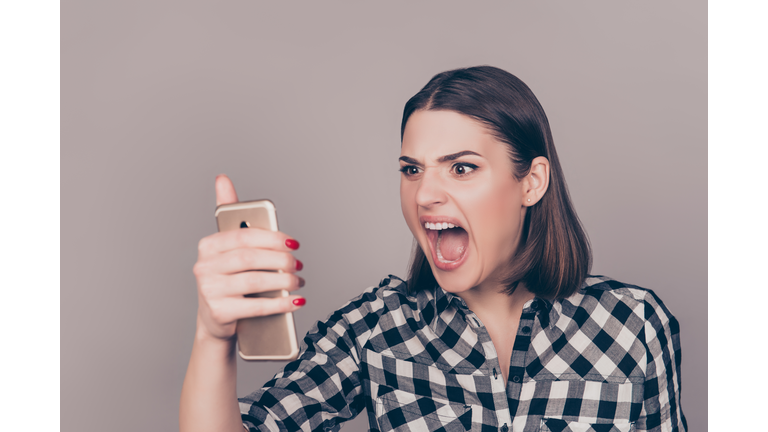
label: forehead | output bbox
[400,110,504,158]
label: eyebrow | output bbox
[398,151,482,165]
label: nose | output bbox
[414,169,447,208]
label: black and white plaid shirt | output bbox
[240,275,686,432]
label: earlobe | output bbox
[523,156,550,206]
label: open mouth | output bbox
[424,221,469,271]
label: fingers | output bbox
[203,294,306,327]
[199,248,301,275]
[211,271,305,297]
[198,227,297,257]
[215,174,239,206]
[214,295,306,323]
[236,295,306,318]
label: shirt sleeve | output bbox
[239,290,379,432]
[636,291,687,432]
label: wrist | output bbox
[195,315,237,349]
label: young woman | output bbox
[180,66,686,432]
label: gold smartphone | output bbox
[215,199,300,361]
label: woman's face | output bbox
[400,110,527,294]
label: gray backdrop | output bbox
[62,2,706,431]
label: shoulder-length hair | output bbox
[402,66,591,300]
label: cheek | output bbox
[463,180,522,251]
[400,181,419,235]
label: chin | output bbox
[428,261,481,294]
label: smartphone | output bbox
[215,199,300,361]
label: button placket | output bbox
[461,303,517,429]
[470,315,511,428]
[505,307,537,417]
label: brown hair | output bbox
[402,66,591,300]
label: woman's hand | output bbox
[181,174,300,432]
[192,174,305,342]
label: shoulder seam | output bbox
[582,275,660,302]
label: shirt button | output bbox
[512,375,521,383]
[521,326,531,334]
[530,301,540,310]
[500,424,509,432]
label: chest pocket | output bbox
[365,349,483,431]
[523,376,642,422]
[539,418,634,432]
[375,385,472,431]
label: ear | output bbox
[522,156,550,206]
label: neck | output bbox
[458,280,535,320]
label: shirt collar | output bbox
[434,285,466,312]
[425,285,560,330]
[523,297,560,329]
[415,285,465,332]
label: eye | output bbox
[452,163,477,176]
[399,165,422,176]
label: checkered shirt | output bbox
[240,275,686,432]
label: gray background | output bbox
[62,1,706,431]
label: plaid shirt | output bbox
[240,275,686,432]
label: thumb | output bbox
[215,174,239,206]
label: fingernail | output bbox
[295,259,303,271]
[285,239,300,250]
[298,277,306,288]
[292,298,306,306]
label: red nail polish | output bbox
[285,239,300,250]
[295,259,303,271]
[298,277,306,288]
[292,298,306,306]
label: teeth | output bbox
[424,222,459,230]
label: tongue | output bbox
[438,228,469,261]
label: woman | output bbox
[180,66,686,432]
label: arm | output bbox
[179,322,241,432]
[636,292,687,432]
